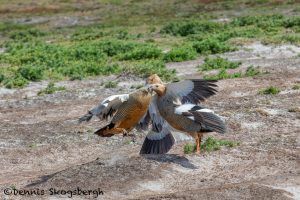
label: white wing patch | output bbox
[187,116,195,121]
[101,94,129,106]
[197,108,214,113]
[174,104,195,115]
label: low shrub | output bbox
[183,136,240,154]
[160,21,224,36]
[38,82,66,95]
[203,69,242,80]
[163,45,197,62]
[3,75,29,88]
[200,57,241,71]
[118,45,162,60]
[126,60,177,81]
[9,29,46,42]
[192,38,236,55]
[258,86,281,95]
[244,66,261,77]
[18,64,44,81]
[104,81,118,88]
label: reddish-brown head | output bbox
[147,74,163,84]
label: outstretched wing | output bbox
[166,79,218,104]
[140,97,175,154]
[79,94,129,123]
[175,104,226,134]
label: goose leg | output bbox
[196,136,200,154]
[196,133,203,154]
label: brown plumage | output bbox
[79,74,163,138]
[148,83,226,154]
[94,88,152,137]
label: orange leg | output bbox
[195,137,200,154]
[195,133,203,154]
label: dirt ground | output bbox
[0,42,299,199]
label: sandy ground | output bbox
[0,43,299,199]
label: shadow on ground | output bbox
[142,154,197,169]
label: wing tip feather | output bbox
[140,132,175,154]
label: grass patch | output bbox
[258,86,281,95]
[292,84,300,90]
[230,14,286,29]
[9,29,47,42]
[244,65,261,77]
[200,56,262,80]
[124,60,177,81]
[0,22,31,33]
[199,57,241,71]
[163,45,197,62]
[18,64,44,81]
[38,82,66,95]
[192,38,236,55]
[3,75,29,89]
[118,45,162,60]
[160,21,224,36]
[203,69,242,80]
[0,73,5,83]
[184,143,196,154]
[104,81,118,88]
[1,2,300,89]
[184,136,240,154]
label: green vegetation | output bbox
[10,185,16,190]
[244,66,261,77]
[0,73,4,83]
[204,69,242,81]
[258,86,281,95]
[124,60,177,81]
[118,45,162,60]
[202,136,240,152]
[200,57,262,80]
[292,84,300,90]
[3,75,29,89]
[38,82,66,96]
[160,21,224,37]
[0,36,177,88]
[184,136,240,154]
[184,143,196,154]
[104,81,118,88]
[192,38,236,55]
[0,0,299,88]
[163,46,197,62]
[28,143,38,148]
[200,57,241,71]
[0,22,31,33]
